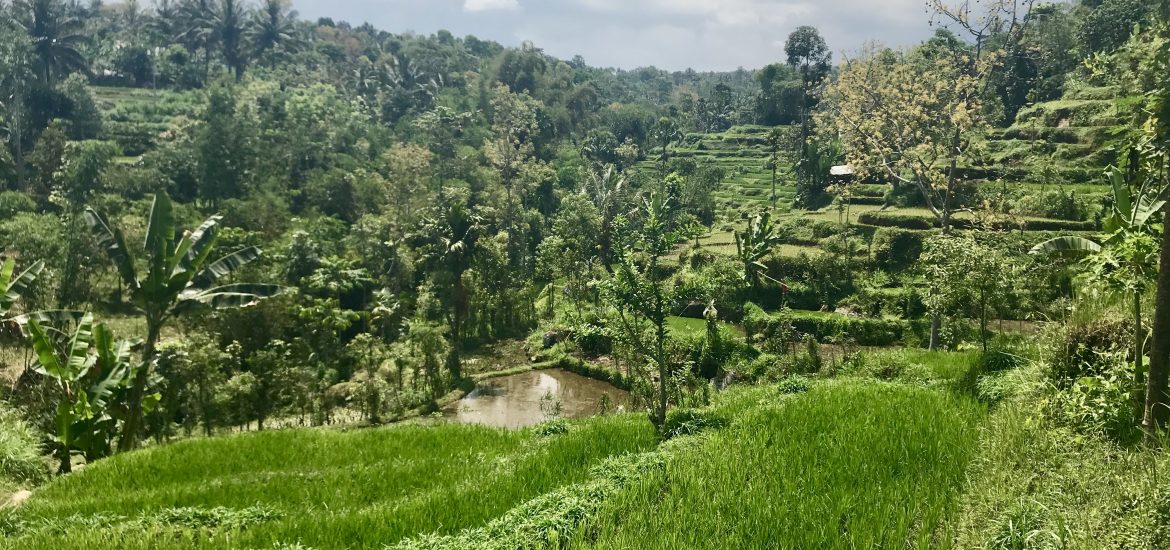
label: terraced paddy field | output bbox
[2,378,983,550]
[90,85,198,157]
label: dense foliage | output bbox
[0,1,1169,548]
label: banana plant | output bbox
[735,211,784,290]
[24,313,134,473]
[83,192,283,451]
[0,256,44,318]
[1031,161,1167,382]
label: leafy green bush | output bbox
[870,228,925,271]
[663,408,728,439]
[790,313,906,347]
[568,319,612,358]
[0,192,36,219]
[857,211,935,230]
[1047,312,1133,384]
[1047,351,1139,442]
[533,419,570,437]
[776,375,811,394]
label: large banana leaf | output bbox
[1029,236,1103,257]
[177,283,285,309]
[27,313,95,382]
[83,207,139,292]
[190,246,263,289]
[170,214,223,279]
[143,194,176,293]
[1,257,44,314]
[90,324,132,410]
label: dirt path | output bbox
[2,489,31,508]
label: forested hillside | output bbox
[1,0,1170,547]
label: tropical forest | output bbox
[0,0,1169,547]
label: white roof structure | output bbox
[830,165,855,177]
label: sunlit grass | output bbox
[6,415,657,549]
[582,381,984,549]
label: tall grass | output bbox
[5,415,656,549]
[581,381,984,548]
[0,400,44,494]
[954,371,1170,548]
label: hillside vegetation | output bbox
[0,0,1169,548]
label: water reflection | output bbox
[444,368,629,428]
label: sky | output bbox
[290,0,941,72]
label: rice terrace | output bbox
[1,0,1169,548]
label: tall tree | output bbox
[765,128,784,207]
[784,26,830,208]
[410,199,482,381]
[14,0,88,86]
[818,44,985,232]
[1142,37,1170,441]
[248,0,299,65]
[84,193,282,450]
[177,0,217,82]
[213,0,250,80]
[0,18,34,189]
[602,192,685,429]
[484,84,539,266]
[784,25,831,92]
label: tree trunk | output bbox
[929,314,941,351]
[57,446,71,474]
[654,318,667,429]
[449,274,465,380]
[771,155,778,208]
[980,289,989,354]
[117,319,160,452]
[1135,292,1145,385]
[1143,203,1170,442]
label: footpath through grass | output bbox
[2,415,656,549]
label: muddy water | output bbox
[444,368,629,428]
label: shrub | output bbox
[1047,351,1140,442]
[857,211,935,230]
[0,192,36,219]
[1047,312,1133,384]
[776,375,811,395]
[870,228,925,271]
[533,419,570,437]
[663,408,728,439]
[569,320,612,358]
[790,314,906,347]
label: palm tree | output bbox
[410,201,481,380]
[213,0,250,80]
[1032,162,1166,384]
[14,0,89,85]
[586,164,626,271]
[248,0,298,65]
[147,0,181,43]
[176,0,217,80]
[83,192,283,450]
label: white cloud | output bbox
[463,0,519,12]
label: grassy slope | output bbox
[4,416,657,549]
[581,381,984,549]
[953,364,1170,548]
[4,372,988,549]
